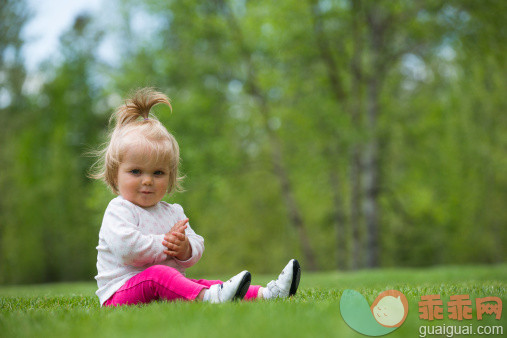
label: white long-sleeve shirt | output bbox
[95,196,204,305]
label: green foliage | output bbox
[0,10,107,283]
[0,0,506,283]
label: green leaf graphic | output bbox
[340,290,398,336]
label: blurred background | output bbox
[0,0,505,285]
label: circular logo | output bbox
[340,289,409,336]
[371,290,409,328]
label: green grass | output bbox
[1,264,506,338]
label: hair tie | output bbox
[144,118,149,120]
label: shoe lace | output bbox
[267,280,281,296]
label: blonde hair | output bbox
[89,87,183,195]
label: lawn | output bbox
[1,264,505,338]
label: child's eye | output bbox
[130,169,141,175]
[154,170,165,176]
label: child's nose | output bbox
[142,175,153,185]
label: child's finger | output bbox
[164,234,176,242]
[163,241,179,250]
[176,223,188,235]
[164,249,178,257]
[163,240,177,248]
[173,225,187,236]
[173,232,186,241]
[171,237,181,246]
[172,219,189,232]
[165,248,181,256]
[171,218,186,230]
[178,223,188,232]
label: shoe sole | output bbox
[289,259,301,296]
[233,271,251,301]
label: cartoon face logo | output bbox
[371,290,409,328]
[340,289,409,336]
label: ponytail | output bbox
[112,87,172,128]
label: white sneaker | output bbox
[265,259,301,298]
[206,270,251,303]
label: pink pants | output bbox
[104,265,261,306]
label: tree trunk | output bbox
[349,0,364,270]
[217,0,318,270]
[267,121,318,271]
[350,147,362,269]
[324,144,347,270]
[363,9,383,268]
[362,103,380,268]
[309,0,355,270]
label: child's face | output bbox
[117,147,170,208]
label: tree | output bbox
[0,0,31,283]
[1,12,106,283]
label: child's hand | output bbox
[163,218,191,261]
